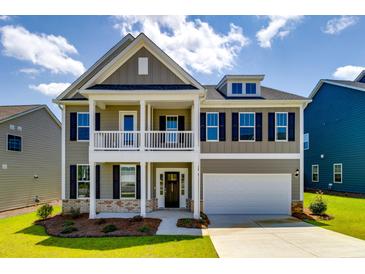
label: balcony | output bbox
[94,131,195,151]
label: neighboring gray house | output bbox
[54,33,310,219]
[0,105,61,212]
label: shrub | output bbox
[61,226,78,234]
[95,218,106,225]
[130,215,143,222]
[36,204,53,220]
[200,212,210,225]
[102,224,118,233]
[138,225,150,233]
[309,191,327,215]
[70,207,81,219]
[63,220,75,227]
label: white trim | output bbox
[239,112,255,142]
[206,112,219,142]
[299,104,304,200]
[200,153,300,159]
[333,163,343,184]
[119,111,137,131]
[61,105,66,199]
[76,164,90,199]
[275,112,288,142]
[120,164,137,199]
[201,100,310,108]
[312,164,319,183]
[155,167,189,209]
[355,70,365,82]
[216,74,265,91]
[309,79,365,99]
[76,112,90,142]
[6,133,22,152]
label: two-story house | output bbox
[54,33,309,219]
[304,70,365,194]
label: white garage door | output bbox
[203,174,292,214]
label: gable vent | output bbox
[138,57,148,75]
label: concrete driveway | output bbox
[206,215,365,258]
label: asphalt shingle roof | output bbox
[0,105,42,122]
[324,80,365,90]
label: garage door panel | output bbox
[204,174,291,214]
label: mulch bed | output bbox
[35,214,162,237]
[293,208,334,221]
[306,188,365,199]
[176,212,210,229]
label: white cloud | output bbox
[323,16,358,35]
[19,67,41,77]
[333,65,365,80]
[113,16,249,74]
[29,82,71,96]
[0,25,85,76]
[256,16,303,48]
[0,16,11,21]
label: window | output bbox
[333,163,343,183]
[206,112,219,141]
[120,165,137,199]
[312,165,319,182]
[7,134,22,151]
[232,83,243,94]
[304,133,309,150]
[138,57,148,75]
[246,83,256,94]
[275,112,288,141]
[181,173,185,196]
[159,173,164,195]
[77,165,90,198]
[166,115,178,143]
[77,112,89,141]
[239,112,255,141]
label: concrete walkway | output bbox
[207,214,365,258]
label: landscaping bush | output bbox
[36,204,53,220]
[138,225,150,233]
[130,215,143,222]
[95,218,106,225]
[61,226,78,234]
[63,220,75,227]
[102,224,118,233]
[200,212,210,225]
[70,207,81,219]
[309,191,328,215]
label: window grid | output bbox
[275,112,288,142]
[304,133,309,150]
[312,164,319,182]
[246,83,256,94]
[232,83,243,94]
[206,112,219,142]
[120,165,137,199]
[239,112,255,141]
[77,164,90,199]
[77,112,90,141]
[333,163,343,183]
[7,134,22,151]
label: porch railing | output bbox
[94,131,140,150]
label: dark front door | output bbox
[165,172,180,208]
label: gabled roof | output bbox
[309,79,365,99]
[0,104,61,127]
[355,70,365,82]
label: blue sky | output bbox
[0,15,364,118]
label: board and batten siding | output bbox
[201,159,300,201]
[102,47,184,85]
[0,108,61,211]
[304,83,365,193]
[200,107,300,153]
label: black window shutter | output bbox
[69,165,77,199]
[136,165,141,199]
[268,112,275,141]
[178,116,185,131]
[113,165,120,199]
[255,112,262,141]
[288,112,295,141]
[96,165,100,199]
[200,112,206,141]
[70,112,77,141]
[159,116,166,131]
[95,113,100,131]
[219,112,226,141]
[232,112,239,141]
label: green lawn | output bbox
[304,192,365,240]
[0,207,217,258]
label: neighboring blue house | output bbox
[304,70,365,194]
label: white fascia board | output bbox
[309,80,365,99]
[201,99,310,108]
[200,153,300,160]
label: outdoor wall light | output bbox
[34,175,39,179]
[295,169,299,177]
[320,154,324,159]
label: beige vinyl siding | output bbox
[201,159,300,200]
[102,47,184,85]
[200,107,300,153]
[0,108,61,211]
[152,109,191,130]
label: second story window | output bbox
[77,112,89,141]
[232,83,243,95]
[239,112,255,141]
[206,112,219,141]
[304,133,309,150]
[166,115,178,143]
[7,134,22,151]
[246,83,256,94]
[275,112,288,141]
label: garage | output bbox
[203,174,292,214]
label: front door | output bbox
[165,172,180,208]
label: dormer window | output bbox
[138,57,148,75]
[232,83,243,95]
[246,83,256,94]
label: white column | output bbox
[299,104,304,201]
[140,100,145,151]
[61,105,66,200]
[193,160,200,219]
[140,161,146,217]
[193,96,200,152]
[147,162,151,200]
[89,99,95,151]
[89,161,96,219]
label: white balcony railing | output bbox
[93,131,194,151]
[145,131,194,150]
[94,131,140,150]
